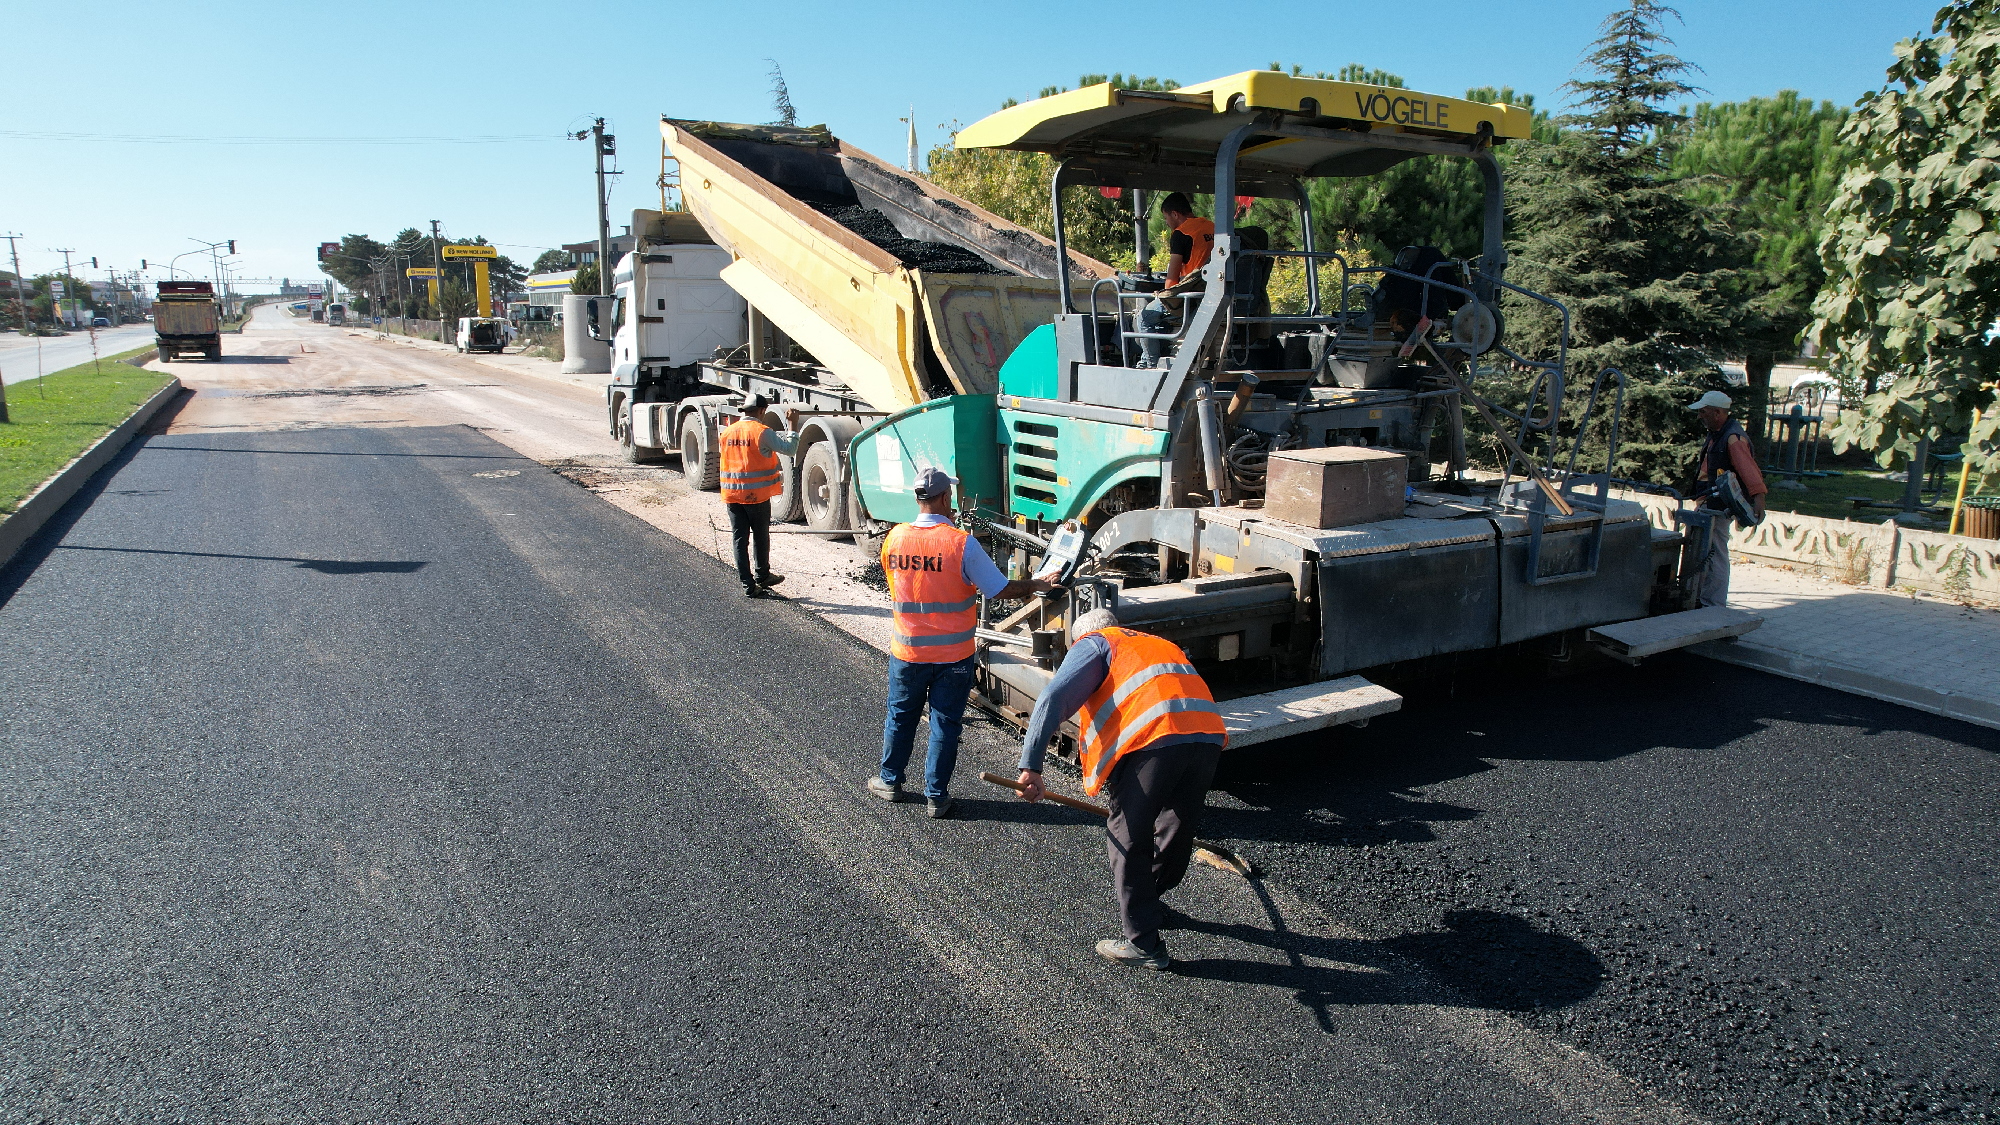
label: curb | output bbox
[0,375,184,571]
[1691,638,2000,732]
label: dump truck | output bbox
[154,280,222,361]
[600,120,1110,530]
[603,82,1759,755]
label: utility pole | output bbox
[55,248,79,329]
[427,219,443,320]
[591,119,614,295]
[0,232,23,424]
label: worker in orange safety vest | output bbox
[718,394,799,598]
[866,466,1055,819]
[1012,605,1226,970]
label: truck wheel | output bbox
[157,347,171,363]
[800,441,850,540]
[771,449,805,523]
[680,424,719,491]
[620,405,666,465]
[206,347,222,362]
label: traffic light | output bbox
[227,240,236,255]
[91,257,98,268]
[140,259,147,270]
[316,244,324,262]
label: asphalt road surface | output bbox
[2,314,1995,1123]
[0,324,157,384]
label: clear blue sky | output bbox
[0,0,1942,293]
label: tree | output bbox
[320,233,387,292]
[1495,0,1751,484]
[571,262,599,295]
[767,60,797,127]
[1671,93,1852,439]
[437,281,474,324]
[530,249,571,274]
[1809,0,2000,481]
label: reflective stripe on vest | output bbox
[1076,628,1226,796]
[719,418,782,504]
[884,522,978,663]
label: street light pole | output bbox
[0,232,24,424]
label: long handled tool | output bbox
[978,771,1255,877]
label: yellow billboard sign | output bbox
[441,245,498,260]
[406,267,440,278]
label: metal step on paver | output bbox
[1219,676,1404,749]
[1588,605,1763,662]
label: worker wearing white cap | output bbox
[1688,390,1767,607]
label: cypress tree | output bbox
[1497,0,1750,485]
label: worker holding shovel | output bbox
[1012,607,1226,970]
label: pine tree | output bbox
[1671,93,1852,439]
[1496,0,1749,485]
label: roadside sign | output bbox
[440,245,498,260]
[49,281,64,297]
[406,267,440,278]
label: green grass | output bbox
[1762,465,2000,523]
[0,347,173,516]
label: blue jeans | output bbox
[879,656,974,799]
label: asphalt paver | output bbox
[0,423,1697,1122]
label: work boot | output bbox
[926,796,954,820]
[744,585,770,598]
[866,776,902,802]
[756,573,785,588]
[1095,937,1171,971]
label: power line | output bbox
[0,130,566,146]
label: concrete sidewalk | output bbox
[1694,560,2000,730]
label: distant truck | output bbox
[326,303,347,326]
[154,280,222,362]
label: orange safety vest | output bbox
[883,522,978,663]
[1167,216,1216,284]
[1075,627,1227,796]
[719,418,782,505]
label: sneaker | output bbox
[925,796,954,819]
[866,777,902,802]
[756,573,785,587]
[1095,937,1171,970]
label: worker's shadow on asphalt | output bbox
[1170,883,1603,1030]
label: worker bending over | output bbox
[1134,193,1215,369]
[718,394,798,598]
[1013,607,1226,970]
[869,467,1055,819]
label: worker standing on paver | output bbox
[719,394,797,598]
[869,467,1055,819]
[1689,390,1768,607]
[1012,607,1226,970]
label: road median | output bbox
[0,348,181,569]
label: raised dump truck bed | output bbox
[662,119,1111,412]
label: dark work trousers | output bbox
[1104,738,1222,951]
[727,499,773,591]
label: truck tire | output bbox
[619,405,666,465]
[205,346,222,362]
[157,346,171,363]
[771,449,805,523]
[800,441,850,540]
[680,423,719,491]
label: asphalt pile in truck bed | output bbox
[811,203,1005,274]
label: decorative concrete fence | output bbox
[1609,489,2000,604]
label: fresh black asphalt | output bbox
[3,421,1996,1123]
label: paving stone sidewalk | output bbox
[1693,558,2000,730]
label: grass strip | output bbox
[0,347,172,516]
